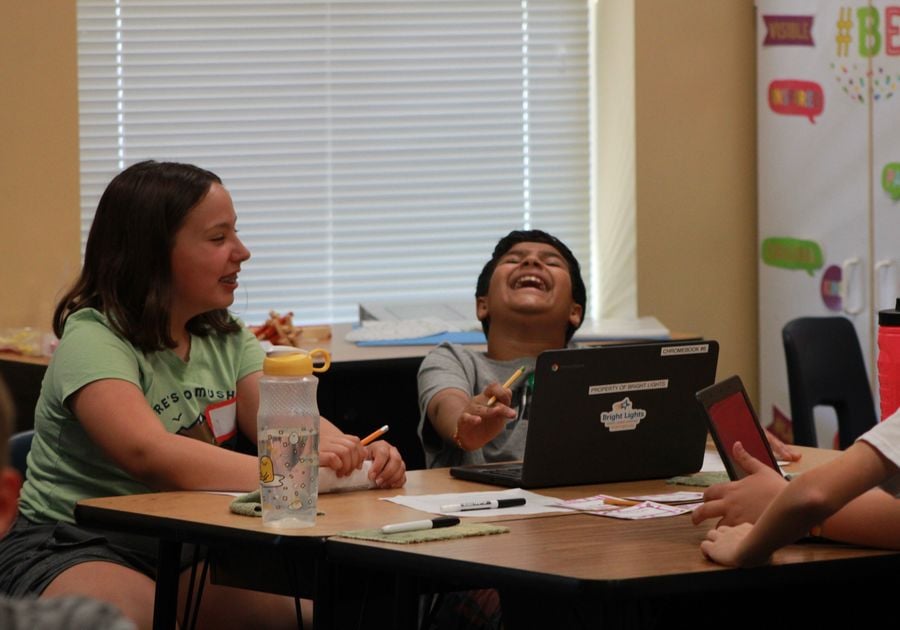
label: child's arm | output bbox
[426,384,516,451]
[73,379,259,491]
[701,441,898,567]
[237,371,405,487]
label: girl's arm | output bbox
[237,370,366,475]
[236,371,405,486]
[72,379,258,491]
[701,441,898,567]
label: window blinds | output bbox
[77,0,591,324]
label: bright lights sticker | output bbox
[600,397,646,432]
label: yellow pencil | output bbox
[361,424,389,446]
[486,365,527,406]
[603,497,640,507]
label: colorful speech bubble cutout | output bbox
[882,162,900,200]
[768,80,824,123]
[820,264,842,311]
[762,15,814,47]
[761,237,824,275]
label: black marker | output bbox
[381,516,460,534]
[440,498,527,512]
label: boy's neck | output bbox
[484,322,568,361]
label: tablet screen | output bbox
[698,376,781,480]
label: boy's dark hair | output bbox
[475,229,587,341]
[53,160,240,351]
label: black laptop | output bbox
[450,340,719,488]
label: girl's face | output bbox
[169,183,250,323]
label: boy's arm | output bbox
[427,384,516,451]
[701,441,898,567]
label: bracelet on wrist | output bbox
[452,423,465,450]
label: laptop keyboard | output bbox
[478,464,523,479]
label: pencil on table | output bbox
[603,497,640,507]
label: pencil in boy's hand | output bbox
[361,424,389,446]
[486,365,527,407]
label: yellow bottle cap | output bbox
[263,347,331,376]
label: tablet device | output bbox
[696,375,782,480]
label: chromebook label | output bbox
[660,344,709,356]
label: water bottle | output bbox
[257,347,331,527]
[878,299,900,421]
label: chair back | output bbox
[10,429,34,478]
[782,317,877,449]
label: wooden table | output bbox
[326,447,900,626]
[75,468,515,630]
[76,447,900,629]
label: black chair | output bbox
[782,317,877,449]
[9,429,33,478]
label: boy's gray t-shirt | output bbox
[417,342,536,468]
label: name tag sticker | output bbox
[589,379,668,396]
[660,344,709,356]
[600,397,646,432]
[206,398,237,443]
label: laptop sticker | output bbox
[600,397,646,432]
[660,344,709,356]
[589,379,668,396]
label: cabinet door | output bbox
[757,0,869,446]
[871,2,900,315]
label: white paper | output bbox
[383,488,569,517]
[318,460,377,493]
[700,450,727,473]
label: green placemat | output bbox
[335,523,509,545]
[667,471,729,487]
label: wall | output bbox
[635,0,759,401]
[0,2,81,330]
[0,2,761,404]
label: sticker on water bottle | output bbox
[258,428,319,513]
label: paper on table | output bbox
[553,494,695,519]
[319,460,377,493]
[601,502,694,520]
[627,491,704,504]
[383,488,569,517]
[700,450,727,473]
